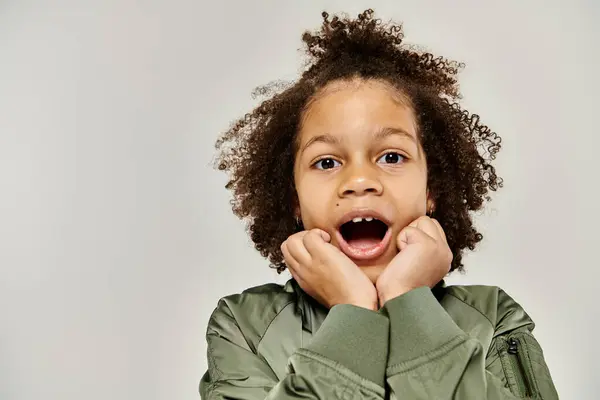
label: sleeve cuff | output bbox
[381,286,465,367]
[305,304,389,387]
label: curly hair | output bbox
[215,9,502,274]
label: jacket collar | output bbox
[284,278,447,334]
[283,278,320,333]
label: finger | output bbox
[281,242,309,286]
[430,218,448,243]
[288,263,306,286]
[280,241,301,271]
[310,228,331,242]
[307,229,347,259]
[288,264,308,288]
[285,236,312,266]
[412,216,442,241]
[290,228,330,242]
[302,229,331,257]
[289,230,310,240]
[396,225,435,250]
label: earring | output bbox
[427,204,435,217]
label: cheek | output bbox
[295,181,315,212]
[295,179,333,228]
[386,178,428,217]
[297,189,325,214]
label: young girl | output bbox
[200,9,558,399]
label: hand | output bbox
[281,229,378,311]
[376,216,452,306]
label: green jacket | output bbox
[200,279,558,399]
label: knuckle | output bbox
[290,230,307,240]
[289,234,304,246]
[303,230,317,244]
[290,231,303,240]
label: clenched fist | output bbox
[376,216,452,306]
[281,229,378,311]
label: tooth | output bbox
[365,217,373,222]
[352,217,363,223]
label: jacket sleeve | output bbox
[380,287,559,399]
[199,299,389,399]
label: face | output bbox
[293,79,431,283]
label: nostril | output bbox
[339,178,383,197]
[342,187,379,196]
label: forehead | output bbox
[298,79,417,142]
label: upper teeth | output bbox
[352,217,374,223]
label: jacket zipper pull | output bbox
[508,338,518,354]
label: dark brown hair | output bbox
[215,9,502,273]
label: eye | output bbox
[313,158,341,170]
[377,152,406,164]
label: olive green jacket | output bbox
[200,279,558,399]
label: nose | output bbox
[338,165,383,198]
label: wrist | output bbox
[348,298,378,311]
[377,285,412,306]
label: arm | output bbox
[380,287,559,399]
[200,299,389,399]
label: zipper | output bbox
[506,337,534,398]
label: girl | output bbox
[200,9,558,399]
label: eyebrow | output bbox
[373,127,417,143]
[300,126,417,154]
[301,134,340,153]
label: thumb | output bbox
[396,226,427,250]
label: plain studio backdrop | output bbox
[0,0,598,399]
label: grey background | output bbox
[1,0,598,399]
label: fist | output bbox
[281,229,378,311]
[376,216,452,305]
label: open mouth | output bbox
[336,216,392,261]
